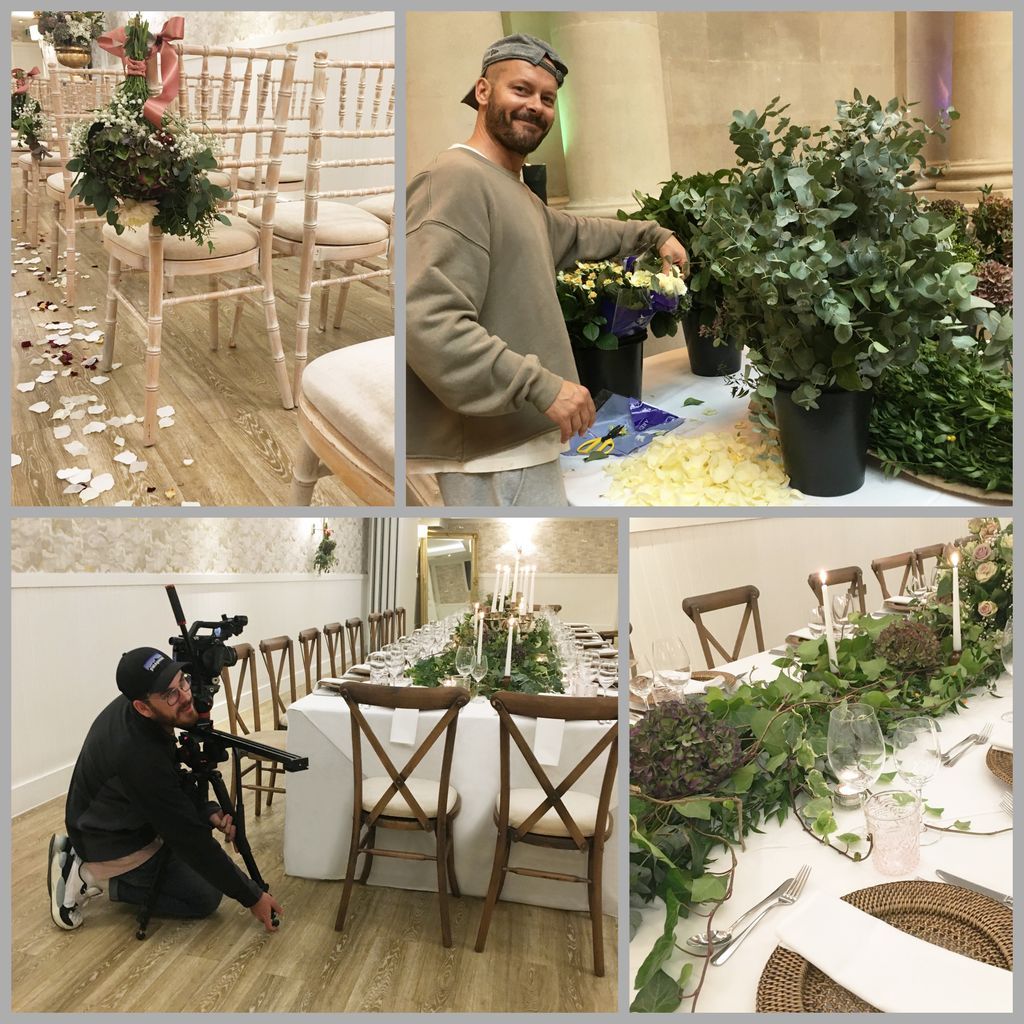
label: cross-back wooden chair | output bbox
[346,616,366,665]
[367,612,385,652]
[335,681,470,947]
[871,551,918,599]
[220,642,287,816]
[381,609,396,645]
[43,62,126,299]
[323,621,345,676]
[97,43,299,446]
[681,585,766,669]
[258,634,297,730]
[395,607,407,639]
[914,544,948,579]
[476,692,618,976]
[297,626,322,692]
[807,566,868,614]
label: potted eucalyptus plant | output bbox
[692,93,1005,496]
[623,169,743,377]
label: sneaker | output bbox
[47,833,82,930]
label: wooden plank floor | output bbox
[11,708,617,1012]
[10,192,394,507]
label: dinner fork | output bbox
[942,723,993,767]
[1000,792,1013,816]
[711,864,811,966]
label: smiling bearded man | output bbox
[406,33,688,507]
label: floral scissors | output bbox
[576,424,627,458]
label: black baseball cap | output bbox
[462,33,568,109]
[117,647,186,701]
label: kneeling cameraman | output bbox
[49,646,283,932]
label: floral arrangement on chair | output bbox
[65,14,231,247]
[557,250,690,351]
[37,11,106,49]
[11,69,50,158]
[312,521,339,574]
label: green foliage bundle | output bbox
[312,521,338,574]
[408,612,564,696]
[630,519,1011,1012]
[66,15,230,247]
[972,191,1013,267]
[686,93,1010,408]
[12,95,50,158]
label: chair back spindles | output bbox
[324,621,345,675]
[220,643,260,735]
[259,634,296,729]
[682,585,765,669]
[871,551,918,599]
[807,566,868,614]
[297,626,322,693]
[346,616,365,665]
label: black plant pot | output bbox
[573,330,646,400]
[773,385,874,497]
[682,311,742,377]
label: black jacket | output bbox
[65,696,260,907]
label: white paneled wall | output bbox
[12,573,364,815]
[629,516,997,671]
[479,573,618,632]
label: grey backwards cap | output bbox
[461,33,568,110]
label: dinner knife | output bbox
[935,870,1013,908]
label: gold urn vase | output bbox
[54,44,92,68]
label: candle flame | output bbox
[819,570,827,584]
[950,550,959,567]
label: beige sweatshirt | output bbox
[406,146,673,464]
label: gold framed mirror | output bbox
[418,530,478,625]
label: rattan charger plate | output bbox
[756,880,1013,1012]
[986,746,1012,786]
[629,671,739,712]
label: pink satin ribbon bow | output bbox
[12,67,40,94]
[97,17,185,128]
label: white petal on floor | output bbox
[182,458,194,466]
[29,357,43,365]
[111,362,123,370]
[81,356,99,369]
[114,435,125,447]
[57,467,92,485]
[53,425,72,439]
[129,460,148,474]
[83,421,106,434]
[11,454,22,467]
[51,408,69,421]
[89,375,110,385]
[78,486,100,503]
[14,290,28,297]
[16,382,35,392]
[36,372,57,384]
[63,483,85,495]
[84,330,104,343]
[156,405,175,417]
[113,450,137,465]
[181,501,202,507]
[159,417,175,428]
[74,319,98,329]
[28,401,50,414]
[69,410,86,420]
[78,305,97,312]
[63,441,88,456]
[87,404,106,415]
[113,500,134,506]
[91,472,115,493]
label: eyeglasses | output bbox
[153,674,192,707]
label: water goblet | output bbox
[455,645,474,687]
[892,716,941,846]
[368,650,387,686]
[652,637,691,699]
[470,652,489,696]
[827,702,885,840]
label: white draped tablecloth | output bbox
[629,644,1013,1011]
[562,347,998,507]
[284,692,618,914]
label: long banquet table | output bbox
[563,347,1001,508]
[629,641,1014,1011]
[284,682,618,915]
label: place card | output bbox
[533,717,565,767]
[390,707,419,746]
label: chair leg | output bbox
[209,274,220,350]
[100,255,121,372]
[260,241,295,409]
[435,822,452,948]
[334,821,364,932]
[318,263,330,333]
[20,166,29,241]
[358,825,376,883]
[331,261,353,328]
[290,437,320,505]
[266,764,279,808]
[254,763,263,817]
[63,195,77,306]
[446,819,460,897]
[141,227,164,446]
[588,843,605,977]
[49,203,60,281]
[474,829,511,953]
[229,282,246,349]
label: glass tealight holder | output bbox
[864,789,921,876]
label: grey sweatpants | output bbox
[437,460,568,507]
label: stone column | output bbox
[406,11,503,179]
[549,12,672,217]
[932,11,1012,200]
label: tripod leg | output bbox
[136,846,170,940]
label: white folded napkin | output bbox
[683,674,726,695]
[389,707,419,745]
[789,626,819,641]
[533,717,565,766]
[990,721,1013,753]
[886,594,914,606]
[776,892,1012,1013]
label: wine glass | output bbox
[630,655,655,712]
[807,605,825,637]
[892,716,942,846]
[470,652,489,696]
[827,702,885,810]
[831,590,852,640]
[455,645,474,687]
[651,637,691,699]
[597,660,618,697]
[368,650,387,686]
[907,562,929,602]
[383,644,404,686]
[1001,614,1013,722]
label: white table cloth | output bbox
[563,347,999,507]
[630,643,1013,1011]
[284,693,618,915]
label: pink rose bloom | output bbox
[978,600,998,618]
[980,522,1000,540]
[975,561,998,583]
[973,543,992,563]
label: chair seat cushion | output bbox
[505,788,604,838]
[45,170,68,197]
[362,775,457,818]
[237,166,305,187]
[102,214,258,261]
[20,152,62,169]
[245,200,388,246]
[301,337,394,473]
[356,194,394,224]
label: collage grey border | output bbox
[4,0,1021,1020]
